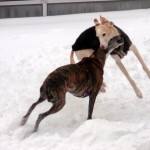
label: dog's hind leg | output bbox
[112,54,143,98]
[32,97,66,132]
[20,96,45,126]
[130,44,150,79]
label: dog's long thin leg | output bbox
[33,99,65,132]
[111,55,143,98]
[87,89,99,120]
[20,97,45,126]
[130,44,150,79]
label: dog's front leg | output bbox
[111,54,143,98]
[130,44,150,79]
[87,95,96,120]
[87,89,99,119]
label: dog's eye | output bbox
[102,33,106,37]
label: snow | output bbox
[0,9,150,150]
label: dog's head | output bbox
[94,16,119,50]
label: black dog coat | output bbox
[72,25,132,58]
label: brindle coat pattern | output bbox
[20,36,123,132]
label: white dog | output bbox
[70,16,150,98]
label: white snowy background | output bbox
[0,9,150,150]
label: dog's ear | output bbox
[100,16,109,24]
[94,18,100,26]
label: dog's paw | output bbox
[136,90,143,99]
[20,117,27,126]
[32,127,38,133]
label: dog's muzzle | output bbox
[105,36,124,54]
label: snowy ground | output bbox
[0,9,150,150]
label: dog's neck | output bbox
[91,48,107,68]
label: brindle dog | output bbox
[20,36,123,132]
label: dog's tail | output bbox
[70,50,75,64]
